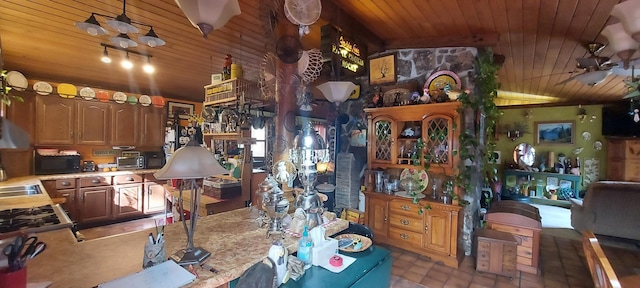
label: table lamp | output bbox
[154,139,228,265]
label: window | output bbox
[251,126,266,158]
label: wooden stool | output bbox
[476,229,518,278]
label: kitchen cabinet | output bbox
[139,106,165,147]
[41,179,77,220]
[76,101,110,145]
[111,104,140,146]
[364,102,460,174]
[606,138,640,181]
[143,173,167,215]
[112,174,144,218]
[1,93,36,177]
[364,192,462,268]
[35,97,76,145]
[77,176,112,224]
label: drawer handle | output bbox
[425,224,429,232]
[92,179,100,184]
[400,233,409,239]
[513,235,523,245]
[401,205,410,211]
[126,177,134,181]
[400,219,409,225]
[383,216,388,223]
[61,193,70,197]
[61,181,71,186]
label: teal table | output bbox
[229,246,392,288]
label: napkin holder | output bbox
[312,238,338,266]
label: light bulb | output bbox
[119,41,129,49]
[87,27,98,36]
[143,63,155,74]
[147,40,157,48]
[101,47,111,63]
[121,53,133,69]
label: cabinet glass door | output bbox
[396,121,422,165]
[423,115,454,167]
[372,118,394,163]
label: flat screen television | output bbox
[601,102,640,137]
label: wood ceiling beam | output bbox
[323,0,384,54]
[386,33,500,50]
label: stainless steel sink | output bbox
[0,185,43,197]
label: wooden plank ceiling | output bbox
[0,0,633,104]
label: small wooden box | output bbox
[476,229,518,278]
[203,178,241,199]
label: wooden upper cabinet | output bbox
[6,93,36,142]
[139,106,165,147]
[35,96,76,145]
[111,104,139,145]
[76,101,110,145]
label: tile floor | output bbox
[387,234,640,288]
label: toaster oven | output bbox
[116,156,145,170]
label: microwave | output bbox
[34,154,81,175]
[116,156,145,170]
[143,151,165,169]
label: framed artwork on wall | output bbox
[535,121,575,145]
[369,53,396,85]
[167,101,194,120]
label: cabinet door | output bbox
[422,114,456,169]
[78,186,112,223]
[367,196,389,241]
[35,97,75,145]
[140,107,165,147]
[369,116,396,165]
[77,101,110,145]
[144,182,166,214]
[111,104,139,145]
[113,184,144,218]
[55,188,77,220]
[424,208,452,254]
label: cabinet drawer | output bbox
[79,176,112,187]
[476,260,489,271]
[114,174,143,184]
[389,200,422,216]
[517,245,533,258]
[625,141,640,159]
[477,247,490,260]
[512,234,533,248]
[389,214,423,233]
[488,223,534,237]
[388,227,422,246]
[55,179,76,189]
[517,255,533,266]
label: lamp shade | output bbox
[174,0,241,38]
[154,140,228,179]
[138,27,166,47]
[611,0,640,42]
[106,13,139,34]
[75,14,109,36]
[316,81,356,105]
[574,70,611,86]
[110,33,138,48]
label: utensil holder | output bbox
[0,266,27,288]
[142,241,166,269]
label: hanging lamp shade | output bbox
[138,27,166,47]
[154,140,228,179]
[317,81,356,105]
[174,0,241,38]
[611,0,640,42]
[75,14,109,36]
[110,33,138,48]
[106,13,138,34]
[574,70,611,86]
[601,23,639,69]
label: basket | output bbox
[333,234,372,253]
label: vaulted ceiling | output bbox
[0,0,635,105]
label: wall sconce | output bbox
[502,122,529,141]
[101,43,155,74]
[577,105,596,123]
[75,0,165,47]
[523,109,533,120]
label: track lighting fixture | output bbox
[121,52,133,70]
[101,47,111,63]
[75,0,165,47]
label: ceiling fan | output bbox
[556,43,614,86]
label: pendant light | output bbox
[174,0,241,38]
[75,14,109,36]
[110,33,137,48]
[106,0,138,34]
[138,27,166,47]
[143,56,155,74]
[121,52,133,70]
[101,47,112,63]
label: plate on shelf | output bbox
[400,168,429,192]
[113,92,127,103]
[57,83,77,98]
[424,70,461,100]
[395,191,425,199]
[139,95,152,106]
[79,87,95,100]
[6,71,28,91]
[33,81,53,95]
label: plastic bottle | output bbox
[535,179,544,198]
[297,226,313,269]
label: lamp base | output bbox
[170,247,211,266]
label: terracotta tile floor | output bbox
[387,235,640,288]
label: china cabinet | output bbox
[364,102,460,174]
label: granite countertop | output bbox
[0,176,52,209]
[28,208,349,288]
[37,169,160,180]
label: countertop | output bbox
[28,208,349,288]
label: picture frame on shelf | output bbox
[369,53,396,85]
[167,101,194,120]
[535,121,575,145]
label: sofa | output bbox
[569,181,640,241]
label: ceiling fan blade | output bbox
[623,90,640,99]
[555,74,580,86]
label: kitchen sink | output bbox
[0,185,43,197]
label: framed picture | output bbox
[535,121,575,145]
[369,53,396,85]
[167,101,194,120]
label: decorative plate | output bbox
[582,131,591,141]
[139,95,152,106]
[151,96,165,108]
[400,168,429,192]
[593,140,603,151]
[96,90,110,103]
[79,87,96,100]
[113,92,127,104]
[126,95,138,105]
[6,71,28,91]
[33,81,53,95]
[57,83,77,98]
[382,88,410,106]
[334,234,372,253]
[424,70,461,100]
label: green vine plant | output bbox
[455,48,502,193]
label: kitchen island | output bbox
[27,207,348,287]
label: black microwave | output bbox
[34,154,81,175]
[143,151,165,169]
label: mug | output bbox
[0,266,27,288]
[142,241,166,269]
